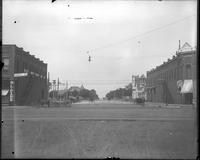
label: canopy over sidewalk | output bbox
[181,80,193,93]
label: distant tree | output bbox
[106,83,132,100]
[79,89,90,99]
[106,90,114,100]
[69,90,79,97]
[89,89,99,101]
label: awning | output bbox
[181,80,193,93]
[2,89,9,96]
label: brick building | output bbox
[146,42,196,104]
[2,44,48,106]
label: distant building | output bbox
[146,42,196,104]
[132,74,146,100]
[2,44,48,105]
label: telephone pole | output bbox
[53,80,56,101]
[57,78,59,91]
[66,81,68,100]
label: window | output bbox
[180,67,183,79]
[16,59,19,72]
[3,58,9,71]
[166,71,169,80]
[173,69,175,80]
[186,64,192,79]
[171,70,173,80]
[177,67,180,80]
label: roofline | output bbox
[3,44,47,65]
[147,49,196,74]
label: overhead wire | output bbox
[88,14,196,53]
[50,79,132,85]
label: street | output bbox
[2,101,195,121]
[1,100,197,159]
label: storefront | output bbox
[180,79,193,104]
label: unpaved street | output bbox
[1,101,197,159]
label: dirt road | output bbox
[1,102,197,159]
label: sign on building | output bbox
[14,73,28,77]
[10,80,14,102]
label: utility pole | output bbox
[57,78,59,91]
[57,78,59,101]
[132,75,137,101]
[47,72,50,99]
[53,80,56,101]
[66,81,68,100]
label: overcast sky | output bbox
[3,0,197,98]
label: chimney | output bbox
[178,40,181,50]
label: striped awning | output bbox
[181,80,193,93]
[2,89,9,96]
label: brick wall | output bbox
[146,50,196,104]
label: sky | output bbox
[3,0,197,98]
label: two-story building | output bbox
[146,42,196,104]
[2,44,48,106]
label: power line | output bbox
[53,80,132,86]
[88,14,196,53]
[66,83,130,85]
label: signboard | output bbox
[2,90,9,96]
[14,73,28,77]
[10,81,14,102]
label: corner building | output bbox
[146,43,196,104]
[2,44,48,106]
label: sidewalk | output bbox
[2,105,35,109]
[145,102,195,108]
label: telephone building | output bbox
[2,44,48,106]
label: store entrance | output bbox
[184,93,193,104]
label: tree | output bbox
[79,89,90,99]
[106,83,132,100]
[69,90,79,97]
[89,89,99,101]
